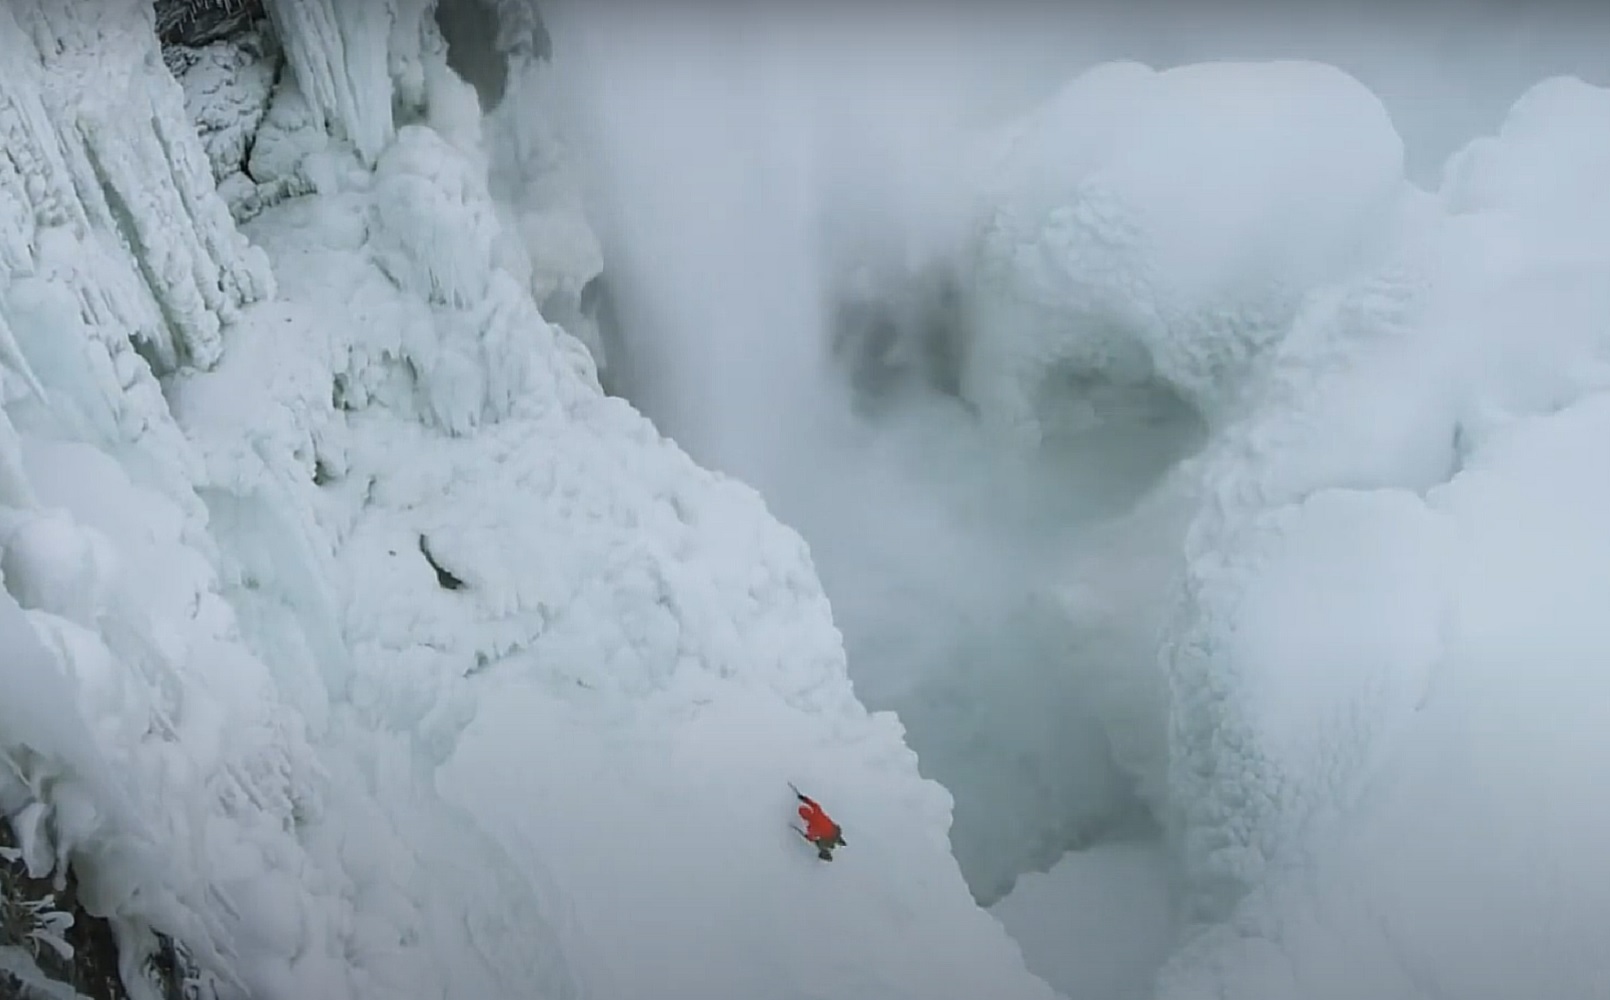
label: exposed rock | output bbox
[0,822,195,1000]
[155,0,266,48]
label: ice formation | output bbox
[6,0,1610,998]
[959,59,1407,447]
[1145,74,1610,1000]
[954,53,1610,1000]
[0,2,1056,999]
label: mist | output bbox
[541,0,1192,904]
[535,1,1610,994]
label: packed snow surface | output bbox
[4,2,1610,1000]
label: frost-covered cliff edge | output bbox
[0,3,1056,998]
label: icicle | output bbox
[0,0,272,374]
[0,408,39,510]
[12,799,54,879]
[0,305,48,402]
[262,0,399,165]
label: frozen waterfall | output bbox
[4,2,1610,1000]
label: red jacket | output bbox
[798,797,838,840]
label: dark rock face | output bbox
[435,0,511,112]
[155,0,266,48]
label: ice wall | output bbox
[0,2,1057,999]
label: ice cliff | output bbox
[0,2,1056,998]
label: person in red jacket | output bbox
[792,786,846,861]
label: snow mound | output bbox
[1,3,1060,999]
[1441,75,1610,224]
[961,59,1406,444]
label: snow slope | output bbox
[0,2,1056,999]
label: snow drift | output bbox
[0,2,1055,999]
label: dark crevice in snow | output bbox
[418,535,467,590]
[1448,420,1474,482]
[235,37,285,187]
[582,274,626,399]
[77,142,186,377]
[332,374,355,412]
[829,263,969,415]
[578,273,604,316]
[128,337,175,394]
